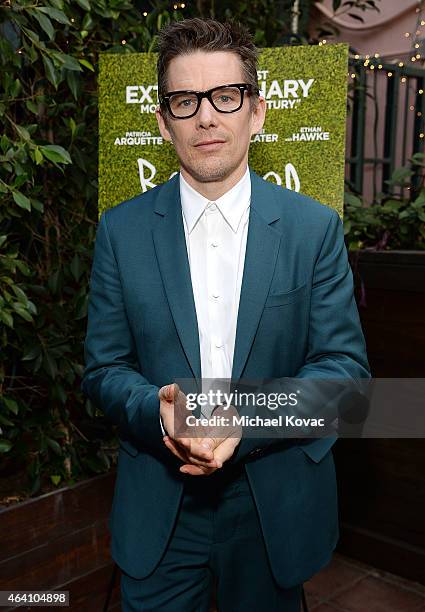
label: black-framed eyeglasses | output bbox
[159,83,260,119]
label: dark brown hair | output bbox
[156,18,259,103]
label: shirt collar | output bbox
[180,167,251,234]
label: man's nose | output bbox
[196,97,218,128]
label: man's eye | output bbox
[219,95,231,103]
[178,98,194,107]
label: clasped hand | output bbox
[159,383,241,476]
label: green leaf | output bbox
[32,10,55,40]
[34,148,43,165]
[51,474,62,486]
[0,134,9,152]
[82,13,94,30]
[0,440,12,453]
[63,55,83,72]
[0,414,14,427]
[78,58,95,72]
[15,125,30,141]
[69,117,77,137]
[31,199,44,212]
[344,192,362,207]
[382,199,402,211]
[75,0,91,9]
[38,7,71,25]
[22,27,41,45]
[26,100,39,115]
[46,437,62,455]
[16,260,31,276]
[11,78,22,98]
[0,235,7,248]
[12,285,29,306]
[3,397,18,415]
[49,51,81,71]
[12,191,31,211]
[12,303,33,322]
[42,55,60,89]
[40,145,72,165]
[22,346,42,361]
[48,270,61,293]
[43,353,58,378]
[66,70,80,100]
[0,310,13,328]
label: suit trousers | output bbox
[120,465,302,612]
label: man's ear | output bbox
[156,107,173,143]
[250,96,266,137]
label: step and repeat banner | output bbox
[98,44,348,216]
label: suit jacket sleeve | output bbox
[81,212,164,454]
[230,209,371,464]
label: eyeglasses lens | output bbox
[169,86,242,117]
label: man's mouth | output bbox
[194,140,226,150]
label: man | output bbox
[82,18,370,611]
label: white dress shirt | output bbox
[160,167,251,430]
[180,168,251,415]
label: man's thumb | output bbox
[159,383,178,402]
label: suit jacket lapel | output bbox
[152,175,201,382]
[231,171,282,381]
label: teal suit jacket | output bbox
[82,169,370,588]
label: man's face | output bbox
[156,50,265,185]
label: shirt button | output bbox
[211,241,219,248]
[208,202,217,211]
[212,293,220,300]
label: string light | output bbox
[143,11,147,16]
[420,133,424,138]
[419,89,424,94]
[410,105,415,110]
[122,39,126,45]
[349,3,425,76]
[70,18,75,23]
[418,112,422,117]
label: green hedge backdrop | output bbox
[99,44,348,216]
